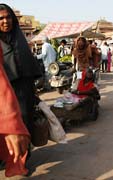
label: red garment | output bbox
[107,50,112,72]
[77,70,94,98]
[0,45,30,177]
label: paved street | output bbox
[1,70,113,180]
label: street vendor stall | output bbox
[51,95,99,127]
[31,22,105,42]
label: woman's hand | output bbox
[5,135,30,163]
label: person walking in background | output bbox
[0,44,30,177]
[58,39,67,59]
[70,36,92,90]
[0,3,42,162]
[107,48,112,72]
[88,40,101,68]
[72,36,92,71]
[36,36,57,90]
[101,42,109,72]
[111,46,113,66]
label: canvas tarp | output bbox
[31,22,95,42]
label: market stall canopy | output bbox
[31,22,96,42]
[81,30,105,39]
[104,32,113,39]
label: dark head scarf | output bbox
[76,36,87,49]
[0,4,41,81]
[84,68,94,82]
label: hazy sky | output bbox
[1,0,113,23]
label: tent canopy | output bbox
[31,22,96,42]
[81,30,105,39]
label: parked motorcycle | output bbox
[49,61,73,94]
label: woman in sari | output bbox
[0,44,30,177]
[107,48,112,72]
[71,68,100,100]
[0,4,43,165]
[70,68,100,121]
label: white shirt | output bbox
[101,45,109,60]
[37,42,56,71]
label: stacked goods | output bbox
[58,55,72,62]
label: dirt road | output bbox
[1,72,113,180]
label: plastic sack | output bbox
[38,101,67,144]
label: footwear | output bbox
[22,169,31,177]
[0,160,5,170]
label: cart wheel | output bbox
[56,87,64,94]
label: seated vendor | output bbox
[71,68,100,100]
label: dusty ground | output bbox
[1,70,113,180]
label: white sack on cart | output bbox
[38,101,67,144]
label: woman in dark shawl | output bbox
[0,4,41,132]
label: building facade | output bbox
[14,9,41,42]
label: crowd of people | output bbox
[34,35,113,87]
[101,41,112,72]
[71,36,113,73]
[0,2,112,178]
